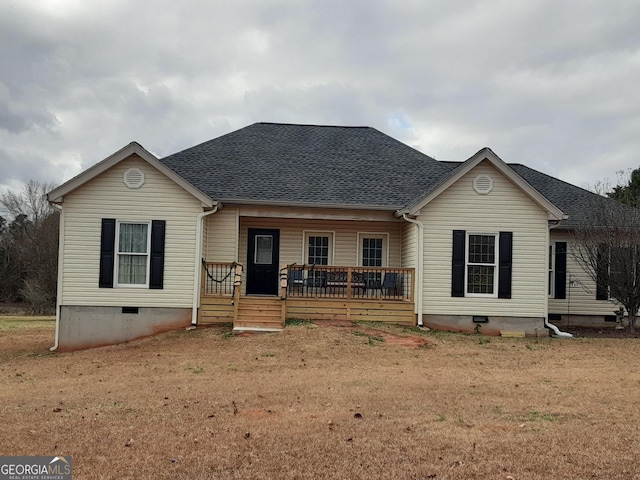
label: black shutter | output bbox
[554,242,567,299]
[149,220,166,289]
[452,230,466,297]
[99,218,116,288]
[596,244,608,300]
[498,232,513,299]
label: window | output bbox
[117,222,150,286]
[358,233,388,267]
[99,219,165,289]
[359,234,388,287]
[452,230,512,298]
[362,237,383,267]
[308,235,329,265]
[255,235,273,265]
[466,234,497,295]
[303,232,333,286]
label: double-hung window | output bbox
[452,230,512,298]
[99,218,165,289]
[117,222,150,286]
[466,234,497,295]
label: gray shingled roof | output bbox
[160,122,451,209]
[159,122,628,227]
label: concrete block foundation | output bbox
[58,305,192,351]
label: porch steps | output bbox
[233,296,285,332]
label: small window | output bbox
[255,235,273,264]
[466,234,497,295]
[116,222,150,286]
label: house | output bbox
[46,122,622,351]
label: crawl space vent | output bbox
[473,174,493,194]
[123,168,145,189]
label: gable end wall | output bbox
[60,154,203,307]
[419,161,549,319]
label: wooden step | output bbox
[234,296,284,330]
[232,326,283,334]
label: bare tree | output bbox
[572,195,640,332]
[1,180,57,226]
[0,181,58,312]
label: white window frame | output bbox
[302,231,335,265]
[115,221,151,288]
[465,232,498,298]
[357,232,389,267]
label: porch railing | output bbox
[202,261,242,296]
[284,264,414,302]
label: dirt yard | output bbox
[2,317,640,480]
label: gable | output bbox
[401,148,565,221]
[47,142,214,208]
[423,160,555,224]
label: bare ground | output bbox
[2,317,640,479]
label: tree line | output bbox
[0,181,58,313]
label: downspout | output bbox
[191,205,219,326]
[402,214,424,327]
[50,203,64,351]
[545,318,573,338]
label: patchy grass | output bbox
[1,317,640,479]
[0,315,55,330]
[285,317,314,326]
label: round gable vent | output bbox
[123,168,145,189]
[473,174,493,195]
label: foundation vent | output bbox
[473,174,493,194]
[124,168,145,189]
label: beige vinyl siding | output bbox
[419,161,549,318]
[204,206,239,262]
[548,231,622,316]
[238,214,403,268]
[402,221,416,268]
[61,154,203,307]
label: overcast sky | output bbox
[1,0,639,197]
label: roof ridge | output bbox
[257,122,370,129]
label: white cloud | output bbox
[1,0,640,196]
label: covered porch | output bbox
[198,262,416,331]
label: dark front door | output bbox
[246,229,280,295]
